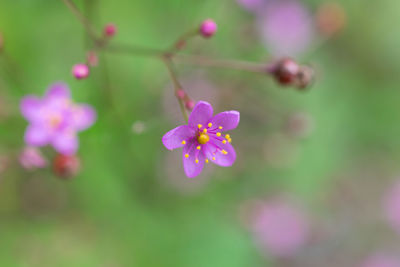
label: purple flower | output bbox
[19,147,47,170]
[257,0,313,57]
[362,253,400,267]
[162,101,240,178]
[20,83,96,155]
[237,0,266,13]
[384,179,400,235]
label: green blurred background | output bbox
[1,0,400,266]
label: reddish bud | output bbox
[53,154,80,178]
[199,19,217,38]
[104,23,117,37]
[185,100,195,110]
[295,65,314,89]
[72,63,90,80]
[86,51,99,67]
[176,89,186,99]
[273,58,300,85]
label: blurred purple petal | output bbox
[24,125,50,146]
[73,104,97,131]
[384,180,400,235]
[20,96,43,123]
[209,111,240,132]
[237,0,265,12]
[45,82,70,100]
[52,132,79,155]
[362,253,400,267]
[19,147,47,170]
[162,125,196,151]
[188,101,213,128]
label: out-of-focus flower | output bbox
[237,0,265,13]
[316,2,346,37]
[53,153,80,178]
[19,147,47,170]
[362,253,400,267]
[86,51,98,67]
[104,23,117,37]
[131,120,146,134]
[257,0,313,57]
[384,180,400,235]
[162,101,239,178]
[199,19,217,38]
[20,83,96,155]
[72,63,90,80]
[285,112,314,139]
[247,197,309,258]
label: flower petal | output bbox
[188,101,213,128]
[209,111,240,131]
[183,141,205,178]
[24,125,50,146]
[73,104,97,131]
[20,96,43,122]
[45,82,70,100]
[162,125,195,151]
[203,141,236,167]
[52,131,79,155]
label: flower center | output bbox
[48,114,62,128]
[197,133,210,144]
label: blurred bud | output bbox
[53,154,80,178]
[104,23,117,37]
[131,120,146,134]
[272,58,300,85]
[185,100,195,110]
[176,89,186,99]
[19,147,47,170]
[295,65,314,89]
[72,63,90,80]
[86,51,98,67]
[285,112,314,139]
[199,19,217,38]
[316,2,346,37]
[362,253,400,267]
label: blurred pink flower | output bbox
[384,179,400,235]
[237,0,265,13]
[20,83,96,155]
[256,0,313,56]
[19,147,47,170]
[362,253,400,267]
[248,198,309,258]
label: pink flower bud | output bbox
[176,89,186,99]
[104,23,117,37]
[199,19,217,38]
[86,51,98,67]
[72,63,90,80]
[185,100,195,110]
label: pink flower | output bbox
[19,147,47,170]
[162,101,239,178]
[237,0,265,12]
[362,253,400,267]
[257,0,313,57]
[20,83,96,155]
[384,179,400,235]
[249,198,309,258]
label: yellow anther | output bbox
[225,134,230,139]
[216,132,221,137]
[222,150,228,155]
[219,126,223,130]
[197,133,210,144]
[196,146,201,150]
[181,140,186,145]
[195,159,199,164]
[185,154,189,158]
[208,123,212,127]
[205,159,209,163]
[198,124,202,129]
[222,140,227,144]
[212,157,216,161]
[228,138,232,143]
[203,128,207,133]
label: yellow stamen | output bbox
[219,126,223,130]
[203,128,207,133]
[185,154,189,158]
[198,124,202,129]
[195,159,199,164]
[181,140,186,145]
[208,123,212,127]
[212,157,216,161]
[197,133,210,144]
[216,132,221,137]
[225,134,230,139]
[222,150,228,155]
[222,140,227,144]
[228,138,232,143]
[196,146,201,150]
[205,159,209,163]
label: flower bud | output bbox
[53,154,80,178]
[199,19,217,38]
[295,65,314,89]
[19,147,47,170]
[272,58,300,85]
[72,63,90,80]
[176,89,186,99]
[185,100,195,110]
[86,51,98,67]
[104,23,117,37]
